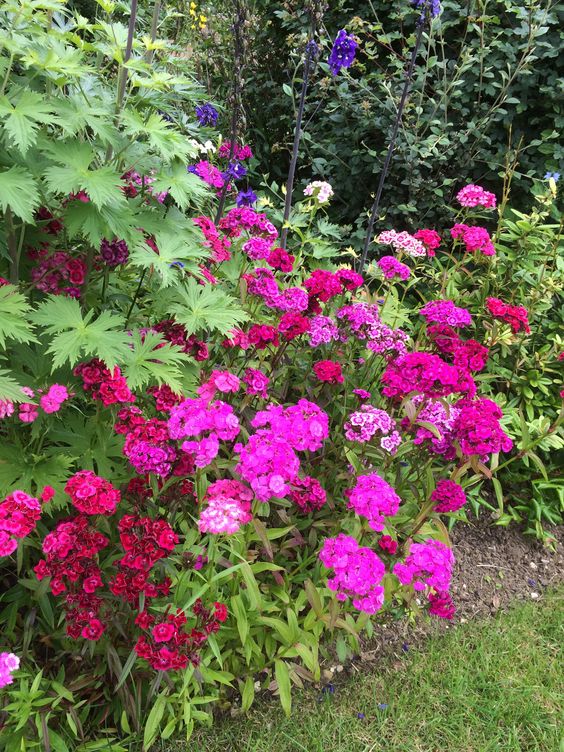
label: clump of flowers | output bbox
[431,479,467,513]
[290,476,327,513]
[402,396,460,459]
[251,400,329,452]
[235,430,300,502]
[450,224,495,256]
[328,30,358,76]
[0,490,42,557]
[167,397,240,468]
[29,249,87,297]
[486,297,531,334]
[314,360,344,384]
[453,398,513,459]
[134,600,227,671]
[304,269,343,302]
[40,384,69,413]
[100,238,129,267]
[195,103,219,127]
[414,229,441,255]
[344,405,401,454]
[308,315,340,346]
[303,181,334,203]
[427,325,489,372]
[65,470,121,515]
[74,359,135,405]
[456,183,497,209]
[198,480,253,535]
[243,368,269,398]
[346,473,401,531]
[378,230,426,257]
[121,415,178,477]
[319,534,386,614]
[382,352,475,401]
[0,652,20,688]
[420,300,472,328]
[394,539,454,593]
[378,255,411,281]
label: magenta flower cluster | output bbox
[378,255,411,281]
[198,480,253,535]
[431,479,467,513]
[394,539,454,593]
[420,300,472,328]
[319,534,386,614]
[456,184,497,209]
[346,473,401,532]
[0,652,19,688]
[382,352,475,401]
[378,230,426,257]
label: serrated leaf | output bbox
[0,284,36,348]
[0,165,40,222]
[121,110,190,161]
[152,160,210,211]
[31,296,131,369]
[122,330,192,391]
[129,232,204,288]
[167,279,248,336]
[0,370,27,402]
[0,89,54,154]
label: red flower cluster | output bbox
[486,297,531,334]
[313,360,344,384]
[414,229,441,256]
[147,384,183,412]
[134,600,228,671]
[29,247,87,298]
[290,476,327,513]
[74,359,135,405]
[65,470,121,515]
[109,515,178,606]
[304,269,343,302]
[35,516,108,639]
[248,324,279,349]
[153,319,209,361]
[267,247,294,272]
[118,412,178,477]
[278,312,310,341]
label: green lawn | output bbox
[164,590,563,752]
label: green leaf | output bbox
[122,331,193,391]
[0,89,54,154]
[0,284,36,348]
[152,160,209,211]
[274,660,292,717]
[31,296,131,369]
[143,694,166,750]
[129,231,204,288]
[167,279,248,336]
[241,676,255,712]
[0,370,27,402]
[0,165,40,222]
[121,110,190,161]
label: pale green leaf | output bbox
[0,89,54,154]
[167,279,248,336]
[122,331,192,391]
[0,165,40,222]
[0,284,36,348]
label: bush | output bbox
[0,1,562,749]
[208,0,563,236]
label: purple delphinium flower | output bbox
[412,0,441,21]
[222,162,247,181]
[328,30,357,76]
[100,238,129,268]
[195,103,219,127]
[545,171,560,182]
[236,189,258,207]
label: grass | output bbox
[163,590,564,752]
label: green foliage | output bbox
[167,278,249,336]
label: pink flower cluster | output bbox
[346,473,401,531]
[420,300,472,328]
[0,490,42,557]
[402,396,460,459]
[278,312,310,341]
[378,230,426,257]
[0,652,19,688]
[74,359,135,405]
[319,534,386,614]
[344,405,401,454]
[414,229,441,256]
[198,479,253,535]
[303,181,334,203]
[198,370,240,401]
[308,315,340,346]
[382,352,475,401]
[190,160,225,189]
[337,303,409,357]
[235,430,300,501]
[120,414,178,477]
[1,384,70,425]
[40,384,69,413]
[219,207,278,243]
[65,471,121,515]
[194,216,232,263]
[246,268,308,312]
[394,539,454,593]
[251,399,329,452]
[218,141,253,160]
[243,368,269,398]
[431,479,467,513]
[167,397,240,468]
[29,248,87,297]
[122,170,168,202]
[451,224,495,256]
[314,360,344,384]
[486,297,531,334]
[456,184,497,209]
[378,255,411,281]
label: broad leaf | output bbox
[0,284,36,348]
[0,165,40,222]
[122,331,193,392]
[0,89,54,154]
[167,279,248,336]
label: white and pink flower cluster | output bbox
[344,405,401,454]
[0,652,19,688]
[303,180,334,204]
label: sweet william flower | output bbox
[313,360,344,384]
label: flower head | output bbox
[328,30,358,75]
